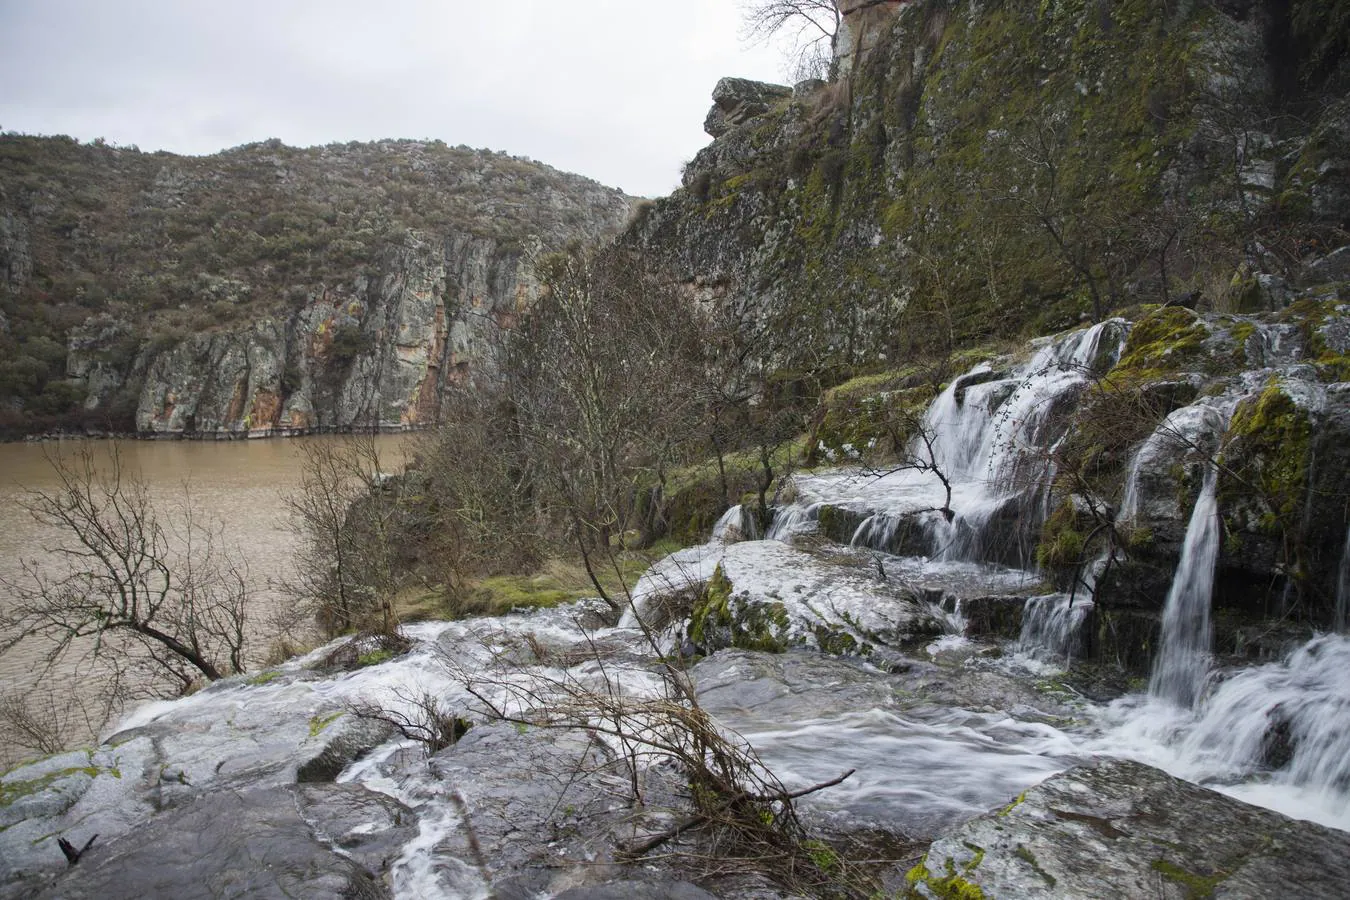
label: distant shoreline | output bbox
[9,423,434,444]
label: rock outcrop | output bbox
[703,78,793,139]
[627,1,1350,376]
[909,758,1350,899]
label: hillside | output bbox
[0,136,633,435]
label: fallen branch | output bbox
[620,768,856,859]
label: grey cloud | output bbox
[0,0,792,196]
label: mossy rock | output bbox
[1113,307,1209,379]
[1219,378,1313,548]
[688,564,791,653]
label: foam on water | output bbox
[1088,634,1350,832]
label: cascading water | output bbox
[711,503,759,542]
[1095,633,1350,832]
[783,319,1125,569]
[1016,593,1093,663]
[1149,464,1221,708]
[764,501,823,541]
[1336,524,1349,633]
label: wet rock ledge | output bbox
[907,758,1350,899]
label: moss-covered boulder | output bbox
[686,541,945,656]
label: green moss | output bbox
[813,624,861,656]
[690,564,733,646]
[815,369,938,464]
[904,844,988,899]
[308,711,343,737]
[1037,499,1086,572]
[1277,298,1350,382]
[803,839,840,874]
[467,574,577,613]
[1015,844,1058,887]
[357,648,396,667]
[1150,859,1228,898]
[0,766,101,808]
[1220,377,1313,538]
[998,790,1029,817]
[689,565,790,653]
[246,670,283,685]
[1114,306,1208,377]
[1125,526,1154,549]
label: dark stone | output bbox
[296,716,394,783]
[35,785,412,899]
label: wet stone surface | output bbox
[912,758,1350,899]
[28,784,411,900]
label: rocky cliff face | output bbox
[0,137,633,436]
[128,230,540,435]
[626,0,1350,373]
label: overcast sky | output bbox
[0,1,796,197]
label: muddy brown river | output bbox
[0,435,411,764]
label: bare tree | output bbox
[0,445,252,696]
[433,610,868,894]
[741,0,842,81]
[508,246,707,614]
[282,436,404,637]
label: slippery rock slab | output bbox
[909,758,1350,899]
[691,540,945,655]
[695,651,1079,842]
[0,661,400,893]
[28,784,410,900]
[422,722,697,899]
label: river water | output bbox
[0,435,411,761]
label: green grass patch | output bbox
[462,542,686,617]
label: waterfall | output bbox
[765,502,823,542]
[1336,524,1350,633]
[1149,464,1221,708]
[1017,594,1093,662]
[711,504,759,543]
[793,319,1125,567]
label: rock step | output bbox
[908,758,1350,898]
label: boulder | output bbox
[689,540,946,655]
[908,758,1350,898]
[703,78,792,138]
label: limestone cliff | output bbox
[0,138,633,436]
